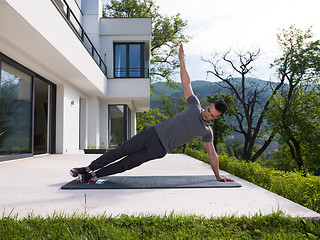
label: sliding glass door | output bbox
[0,54,56,160]
[0,62,32,156]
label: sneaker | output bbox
[78,171,97,184]
[70,167,87,177]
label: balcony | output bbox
[52,0,107,77]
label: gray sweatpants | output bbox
[89,126,167,178]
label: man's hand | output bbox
[202,142,236,183]
[216,176,235,182]
[179,44,185,62]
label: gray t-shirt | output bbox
[154,95,213,152]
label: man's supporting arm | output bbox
[202,141,234,182]
[179,44,194,100]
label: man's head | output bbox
[202,99,229,122]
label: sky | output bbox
[98,0,320,82]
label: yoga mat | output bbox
[61,175,241,189]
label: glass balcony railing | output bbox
[114,68,150,78]
[51,0,107,77]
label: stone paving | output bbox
[0,153,319,220]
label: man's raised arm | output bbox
[179,44,194,100]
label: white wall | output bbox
[81,0,102,53]
[63,84,81,153]
[131,110,137,137]
[56,81,101,154]
[100,100,109,148]
[79,97,88,150]
[55,84,64,154]
[100,18,152,36]
[87,97,100,148]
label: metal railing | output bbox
[52,0,107,76]
[114,68,149,78]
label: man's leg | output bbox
[95,134,166,177]
[71,126,166,182]
[70,127,153,180]
[89,126,155,171]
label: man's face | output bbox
[203,103,222,122]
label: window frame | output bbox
[113,42,145,78]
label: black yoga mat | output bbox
[61,175,241,189]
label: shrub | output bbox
[185,148,320,213]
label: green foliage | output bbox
[273,25,320,81]
[136,108,167,133]
[260,144,299,172]
[155,93,187,118]
[267,25,320,173]
[104,0,190,83]
[225,140,244,160]
[88,145,106,149]
[186,149,320,213]
[1,212,319,239]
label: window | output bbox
[108,105,131,147]
[114,43,145,78]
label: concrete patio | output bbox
[0,153,319,220]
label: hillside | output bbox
[151,78,277,108]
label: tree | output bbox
[266,25,320,175]
[202,50,285,162]
[136,108,167,133]
[104,0,190,84]
[155,93,186,117]
[266,86,320,173]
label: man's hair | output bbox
[213,99,229,115]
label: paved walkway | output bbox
[0,154,319,220]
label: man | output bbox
[70,44,234,183]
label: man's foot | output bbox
[70,167,87,177]
[78,171,97,184]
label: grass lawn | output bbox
[1,212,319,239]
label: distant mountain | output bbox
[151,78,278,109]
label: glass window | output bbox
[129,44,141,77]
[114,44,127,78]
[34,77,50,155]
[0,62,32,155]
[108,105,131,148]
[114,43,144,78]
[108,105,124,147]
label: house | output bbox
[0,0,151,160]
